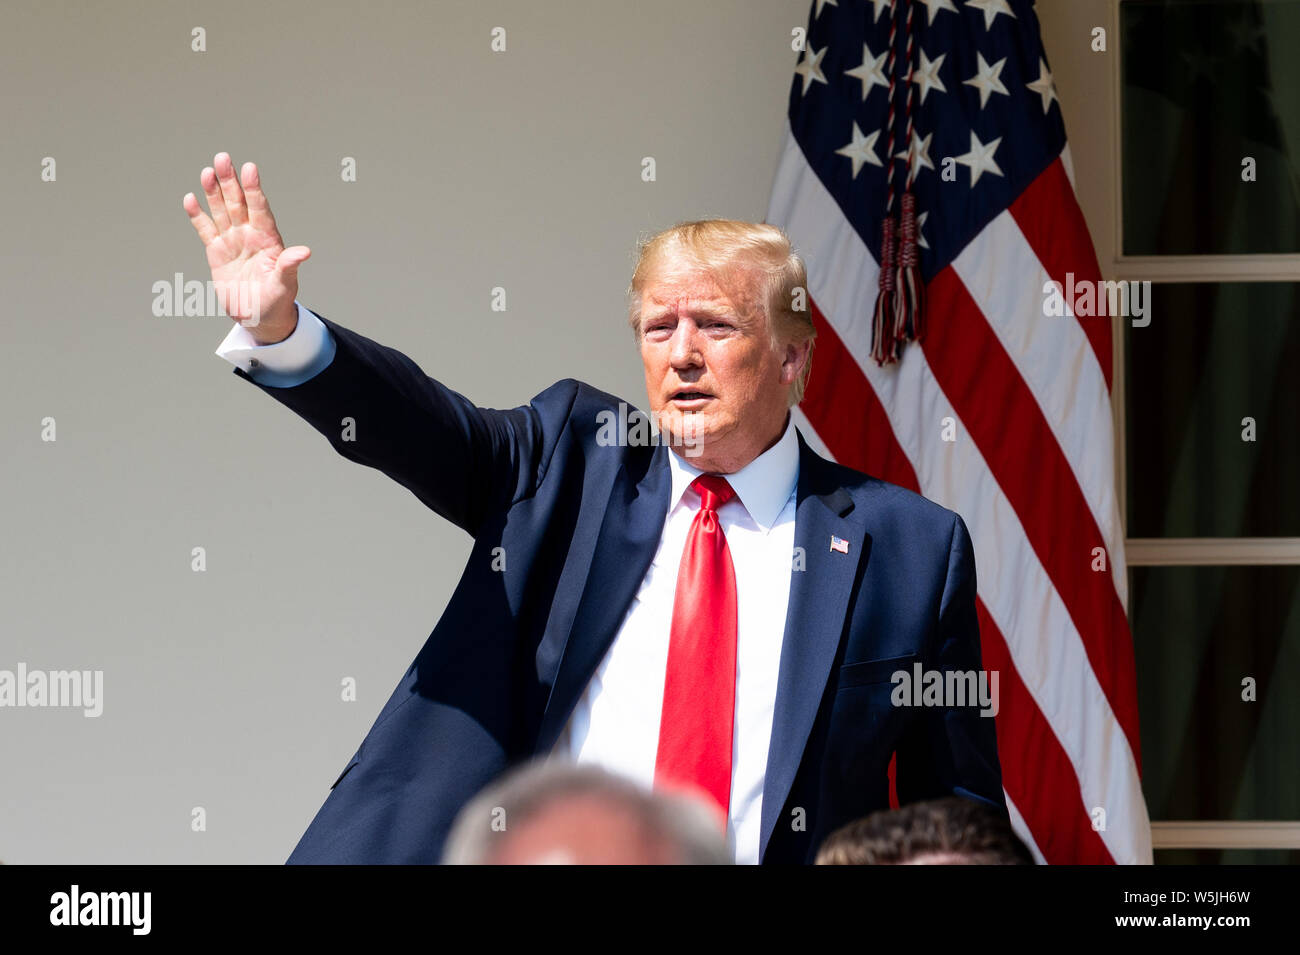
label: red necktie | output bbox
[654,474,738,823]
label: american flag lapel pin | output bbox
[830,535,850,554]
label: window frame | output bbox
[1050,0,1300,853]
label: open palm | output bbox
[182,153,309,342]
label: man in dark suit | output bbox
[183,152,1004,864]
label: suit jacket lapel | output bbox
[535,430,868,864]
[759,433,869,861]
[535,442,671,753]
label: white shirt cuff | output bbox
[215,302,334,387]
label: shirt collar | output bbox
[665,412,800,532]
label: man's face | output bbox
[639,267,795,473]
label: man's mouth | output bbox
[670,390,713,403]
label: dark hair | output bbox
[815,797,1035,865]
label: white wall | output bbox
[0,0,808,863]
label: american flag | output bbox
[767,0,1152,864]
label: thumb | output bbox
[276,245,312,277]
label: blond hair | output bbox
[626,219,816,405]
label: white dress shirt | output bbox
[216,304,800,864]
[551,420,799,865]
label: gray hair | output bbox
[442,759,733,865]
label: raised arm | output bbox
[184,153,575,534]
[235,308,577,534]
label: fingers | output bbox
[239,161,279,236]
[200,165,231,232]
[213,152,248,227]
[182,192,219,245]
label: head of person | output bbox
[442,760,733,865]
[627,219,816,474]
[814,797,1036,865]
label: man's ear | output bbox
[779,337,812,385]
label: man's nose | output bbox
[669,323,702,367]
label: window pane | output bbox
[1125,283,1300,537]
[1132,565,1300,822]
[1121,0,1300,255]
[1155,848,1300,864]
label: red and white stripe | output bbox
[769,124,1153,864]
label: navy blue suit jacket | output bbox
[232,313,1005,864]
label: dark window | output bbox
[1121,0,1300,255]
[1132,565,1300,822]
[1124,283,1300,537]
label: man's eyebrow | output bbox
[643,302,734,320]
